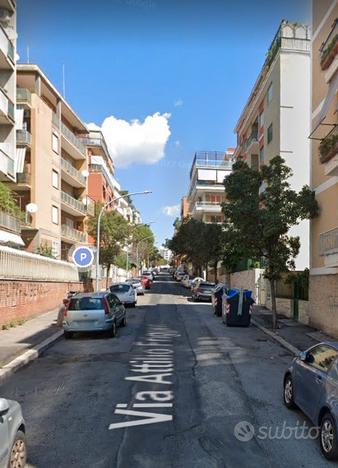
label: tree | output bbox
[0,182,22,218]
[129,224,155,269]
[88,207,130,287]
[223,156,318,330]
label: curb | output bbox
[0,330,63,385]
[251,318,300,356]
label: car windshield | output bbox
[110,284,130,292]
[68,297,104,311]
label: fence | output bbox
[0,245,79,281]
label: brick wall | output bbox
[0,280,88,327]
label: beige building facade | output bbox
[8,65,94,260]
[234,20,311,270]
[309,1,338,335]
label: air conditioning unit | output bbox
[0,9,12,27]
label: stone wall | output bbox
[230,269,264,301]
[309,274,338,337]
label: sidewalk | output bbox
[0,308,62,383]
[252,305,337,354]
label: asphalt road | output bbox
[0,274,335,468]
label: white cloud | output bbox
[174,99,183,107]
[162,204,180,217]
[88,112,171,168]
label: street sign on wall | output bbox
[72,246,94,269]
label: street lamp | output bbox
[95,190,151,291]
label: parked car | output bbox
[142,271,154,282]
[125,278,145,295]
[110,283,137,307]
[63,292,126,338]
[283,342,338,460]
[191,281,215,302]
[175,271,186,282]
[141,276,151,290]
[0,398,26,468]
[181,274,193,288]
[190,277,205,290]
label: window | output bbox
[259,112,264,127]
[267,82,273,104]
[52,132,59,154]
[51,205,59,225]
[108,294,121,306]
[267,124,273,144]
[306,345,338,372]
[52,170,59,189]
[259,148,264,162]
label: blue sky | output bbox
[17,0,311,246]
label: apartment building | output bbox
[8,64,94,260]
[187,150,233,224]
[234,20,311,270]
[309,1,338,335]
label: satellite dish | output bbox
[81,169,89,178]
[26,203,38,214]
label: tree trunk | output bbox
[270,279,278,330]
[225,270,231,288]
[105,264,111,290]
[214,261,218,282]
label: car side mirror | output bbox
[299,351,307,361]
[0,398,9,414]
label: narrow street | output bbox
[0,274,332,468]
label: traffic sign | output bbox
[72,246,94,268]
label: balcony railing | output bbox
[61,191,86,215]
[17,171,31,185]
[196,180,225,186]
[61,122,86,155]
[17,129,31,146]
[0,24,14,65]
[320,19,338,70]
[0,210,21,233]
[17,88,31,105]
[319,228,338,256]
[61,224,87,243]
[319,125,338,163]
[84,135,110,160]
[61,158,86,186]
[52,112,59,128]
[86,200,95,217]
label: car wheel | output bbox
[64,331,73,340]
[109,321,117,338]
[121,316,127,327]
[9,430,27,468]
[320,412,338,460]
[283,374,296,409]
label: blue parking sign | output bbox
[72,246,94,268]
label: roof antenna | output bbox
[26,45,30,64]
[62,64,66,99]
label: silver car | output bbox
[63,292,126,338]
[109,283,137,307]
[0,398,26,468]
[125,278,145,295]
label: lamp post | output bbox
[95,190,151,291]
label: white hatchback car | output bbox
[109,283,137,307]
[0,398,26,468]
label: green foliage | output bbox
[0,182,22,218]
[321,34,338,65]
[319,132,338,161]
[223,156,318,328]
[88,207,130,269]
[36,243,54,258]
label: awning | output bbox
[310,72,338,140]
[15,147,26,173]
[0,229,25,246]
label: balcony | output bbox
[0,88,14,124]
[320,20,338,71]
[61,122,86,160]
[319,125,338,164]
[61,158,86,188]
[243,134,259,154]
[17,129,31,146]
[15,170,31,189]
[84,133,110,161]
[0,210,21,233]
[194,201,223,213]
[61,191,87,217]
[61,224,87,244]
[17,88,31,107]
[319,228,338,267]
[0,24,14,69]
